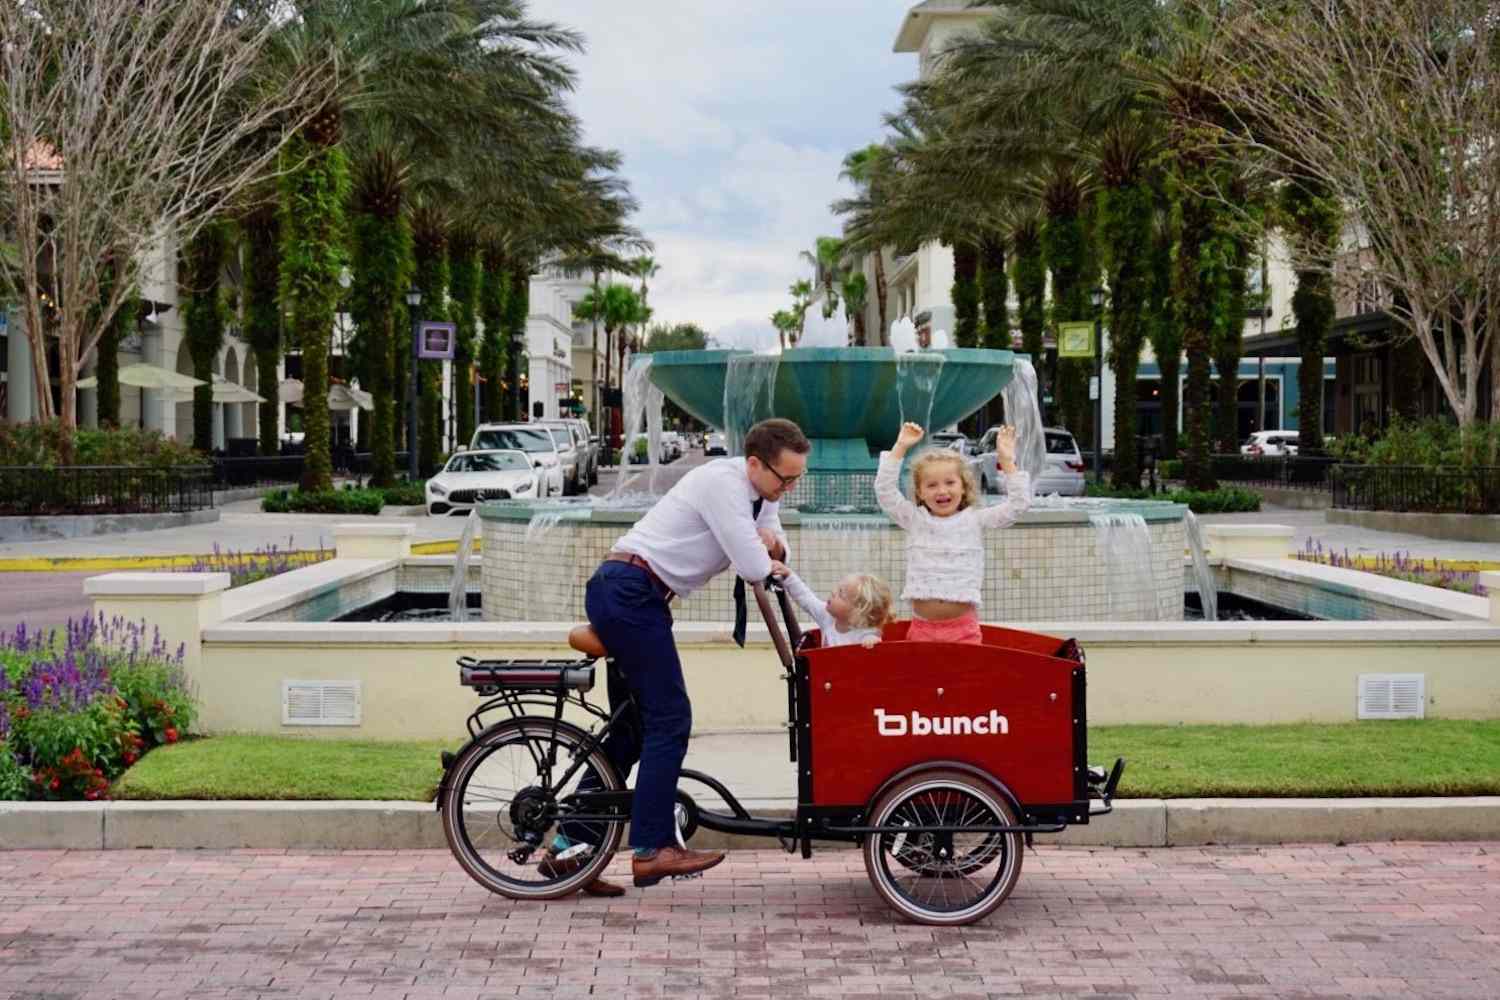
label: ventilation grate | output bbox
[282,680,362,726]
[1357,674,1425,720]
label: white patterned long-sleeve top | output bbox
[874,451,1031,606]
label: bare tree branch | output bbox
[1199,0,1500,425]
[0,0,334,425]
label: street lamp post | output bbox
[1089,286,1105,485]
[509,334,524,422]
[406,288,422,482]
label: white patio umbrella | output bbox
[163,373,266,404]
[328,384,374,411]
[76,361,204,392]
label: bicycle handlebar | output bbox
[751,578,800,671]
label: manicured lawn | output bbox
[112,721,1500,801]
[1093,720,1500,798]
[112,735,460,801]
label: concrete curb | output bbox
[3,797,1498,851]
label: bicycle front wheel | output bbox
[441,718,625,900]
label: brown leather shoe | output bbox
[631,846,726,888]
[537,849,626,897]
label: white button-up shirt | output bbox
[613,457,788,598]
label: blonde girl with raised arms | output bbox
[776,570,893,648]
[876,422,1031,644]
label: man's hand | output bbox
[758,527,786,560]
[768,559,790,579]
[994,425,1020,474]
[860,634,881,649]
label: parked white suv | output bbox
[1241,430,1300,457]
[469,423,565,497]
[969,426,1086,497]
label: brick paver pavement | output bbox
[2,844,1498,999]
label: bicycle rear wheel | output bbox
[441,718,624,899]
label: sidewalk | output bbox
[5,842,1497,999]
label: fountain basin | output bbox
[478,497,1189,624]
[646,347,1016,472]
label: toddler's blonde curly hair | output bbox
[907,449,980,512]
[841,573,894,630]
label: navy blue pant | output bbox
[579,560,690,850]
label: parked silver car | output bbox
[969,425,1087,497]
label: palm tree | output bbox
[838,146,893,345]
[265,0,581,492]
[800,236,846,320]
[840,271,868,346]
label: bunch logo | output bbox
[873,708,1009,737]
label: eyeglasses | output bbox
[762,461,803,488]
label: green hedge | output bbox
[377,481,425,507]
[262,487,384,515]
[1085,483,1261,513]
[1160,459,1184,480]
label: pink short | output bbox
[906,607,982,644]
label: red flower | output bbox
[164,727,179,743]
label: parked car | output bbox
[969,425,1086,497]
[705,432,727,456]
[1241,430,1300,457]
[469,423,565,496]
[929,431,969,453]
[661,431,684,462]
[425,449,540,516]
[539,420,586,494]
[561,418,599,486]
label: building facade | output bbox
[1,233,301,450]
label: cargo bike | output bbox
[437,581,1125,926]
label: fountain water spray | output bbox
[894,351,946,432]
[613,354,665,498]
[1182,509,1219,621]
[722,353,780,457]
[448,509,480,622]
[1089,512,1162,620]
[1001,357,1047,481]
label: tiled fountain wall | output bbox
[480,504,1187,624]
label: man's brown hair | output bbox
[743,418,810,466]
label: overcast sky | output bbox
[560,2,918,350]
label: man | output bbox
[547,418,810,894]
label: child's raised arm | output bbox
[875,422,925,528]
[976,425,1033,528]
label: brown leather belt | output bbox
[605,551,675,601]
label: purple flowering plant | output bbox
[0,614,196,801]
[173,537,332,588]
[1297,538,1490,597]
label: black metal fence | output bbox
[211,451,413,488]
[0,465,215,516]
[1209,454,1340,491]
[1331,464,1500,515]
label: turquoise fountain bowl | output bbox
[644,347,1017,468]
